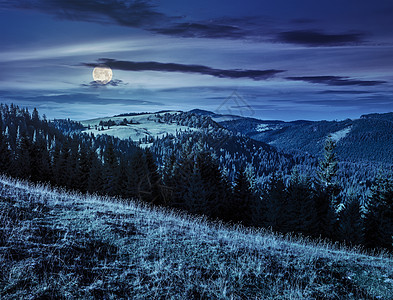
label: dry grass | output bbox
[0,175,392,299]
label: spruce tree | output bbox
[364,175,393,250]
[51,141,63,186]
[14,132,31,179]
[76,144,92,193]
[263,172,288,232]
[286,170,318,236]
[196,151,229,220]
[160,152,176,204]
[318,137,338,187]
[182,163,208,215]
[338,195,363,246]
[0,125,11,173]
[87,152,104,194]
[118,155,131,199]
[316,136,341,239]
[170,142,196,209]
[129,148,149,201]
[58,141,73,188]
[102,141,120,196]
[229,167,254,225]
[144,148,164,205]
[31,107,40,126]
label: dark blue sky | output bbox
[1,0,393,120]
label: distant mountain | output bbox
[190,110,393,165]
[80,110,297,180]
[188,108,216,116]
[77,109,390,188]
[360,112,393,122]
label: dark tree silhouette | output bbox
[315,136,341,239]
[263,172,288,232]
[286,170,318,236]
[364,175,393,250]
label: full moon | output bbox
[92,65,113,84]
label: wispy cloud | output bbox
[277,30,365,46]
[1,0,373,47]
[0,0,167,27]
[81,79,127,88]
[151,22,246,39]
[286,76,386,86]
[293,95,393,109]
[83,58,285,80]
[1,0,256,40]
[0,39,152,62]
[318,90,373,94]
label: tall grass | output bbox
[0,175,392,299]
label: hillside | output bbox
[1,176,392,299]
[193,110,393,164]
[77,109,296,180]
[81,111,199,147]
[64,108,387,190]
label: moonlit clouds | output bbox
[0,0,392,121]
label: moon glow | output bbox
[92,65,113,84]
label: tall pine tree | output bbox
[364,174,393,250]
[338,194,363,246]
[262,172,288,232]
[102,141,120,196]
[0,117,11,173]
[143,148,165,205]
[286,170,318,236]
[315,136,341,239]
[228,167,255,225]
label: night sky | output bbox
[1,0,393,121]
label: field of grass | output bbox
[0,175,392,299]
[81,111,198,146]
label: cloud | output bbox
[1,92,163,106]
[0,0,167,27]
[83,58,285,80]
[151,22,246,39]
[1,0,374,46]
[286,76,386,86]
[150,16,269,39]
[81,79,127,88]
[291,94,393,109]
[277,30,365,46]
[318,90,373,94]
[1,0,251,40]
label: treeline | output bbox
[0,104,164,203]
[150,115,382,195]
[0,104,392,251]
[98,118,140,127]
[159,138,393,250]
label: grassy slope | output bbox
[81,112,198,146]
[0,177,392,299]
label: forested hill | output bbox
[80,110,302,180]
[206,111,393,165]
[75,108,388,192]
[1,103,393,255]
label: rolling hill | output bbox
[79,109,393,165]
[81,111,199,148]
[0,175,392,299]
[190,110,393,165]
[72,109,391,190]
